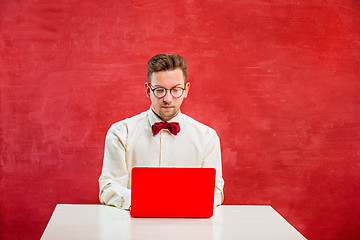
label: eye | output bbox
[172,88,182,93]
[155,88,165,93]
[154,88,166,95]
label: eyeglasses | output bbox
[149,83,185,98]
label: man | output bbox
[98,54,224,210]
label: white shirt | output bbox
[98,109,224,210]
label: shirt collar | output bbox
[148,108,182,127]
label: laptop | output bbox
[130,167,216,218]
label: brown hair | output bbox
[147,54,187,82]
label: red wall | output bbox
[1,1,359,239]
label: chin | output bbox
[160,112,175,120]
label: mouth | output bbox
[161,105,174,109]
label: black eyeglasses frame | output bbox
[148,83,186,99]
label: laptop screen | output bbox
[130,167,216,218]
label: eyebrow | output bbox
[153,83,183,88]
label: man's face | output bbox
[145,68,190,122]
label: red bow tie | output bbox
[152,122,180,136]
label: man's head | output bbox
[147,54,187,83]
[145,54,190,122]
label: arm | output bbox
[202,130,225,208]
[98,123,131,210]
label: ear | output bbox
[183,82,190,98]
[144,82,151,97]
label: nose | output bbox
[163,89,173,102]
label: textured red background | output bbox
[1,1,359,239]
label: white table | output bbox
[41,204,307,240]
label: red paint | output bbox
[1,1,359,239]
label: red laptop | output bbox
[130,167,216,218]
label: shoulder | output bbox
[108,110,148,135]
[181,113,218,137]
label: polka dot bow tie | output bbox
[151,122,180,136]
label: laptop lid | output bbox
[130,167,216,218]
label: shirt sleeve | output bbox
[98,123,131,210]
[202,129,225,208]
